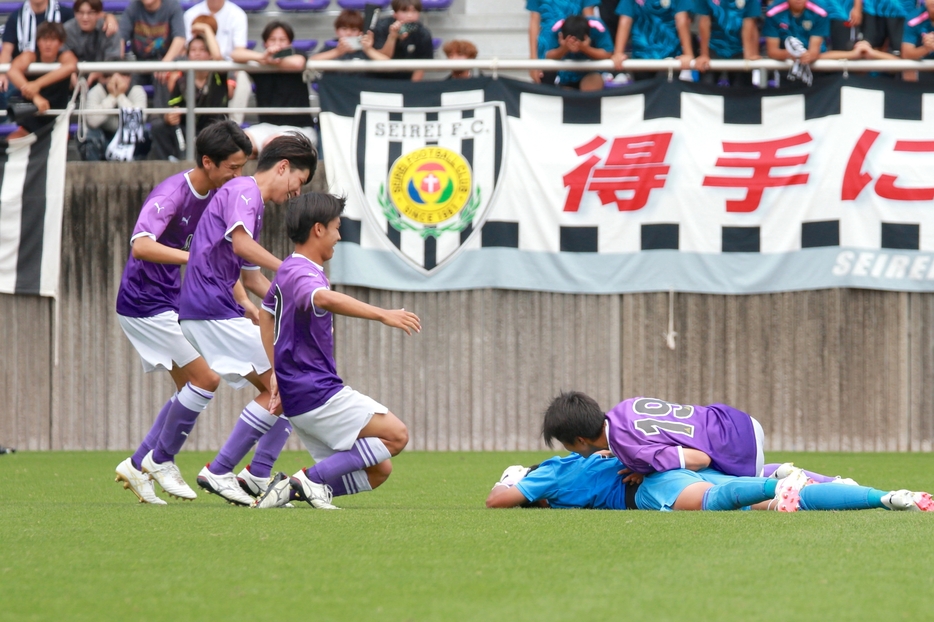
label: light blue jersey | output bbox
[763,1,831,52]
[905,9,934,57]
[617,0,695,59]
[541,16,615,84]
[695,0,762,58]
[528,0,602,57]
[863,0,917,18]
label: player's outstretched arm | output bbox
[230,226,282,272]
[131,236,189,265]
[486,485,529,509]
[682,448,712,471]
[313,289,421,334]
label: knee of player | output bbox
[366,460,393,489]
[386,424,409,456]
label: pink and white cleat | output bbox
[771,467,811,512]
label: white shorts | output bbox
[289,386,387,461]
[118,311,201,373]
[179,318,270,389]
[752,416,765,477]
[244,123,317,155]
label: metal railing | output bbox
[4,57,934,159]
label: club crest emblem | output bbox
[736,0,745,8]
[660,0,670,8]
[803,20,812,30]
[351,100,507,274]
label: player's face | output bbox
[788,0,806,12]
[204,151,248,188]
[320,217,342,262]
[272,163,310,203]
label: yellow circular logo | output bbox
[388,147,472,225]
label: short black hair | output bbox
[560,15,590,41]
[256,132,318,176]
[287,193,345,244]
[37,21,66,42]
[195,120,253,168]
[542,391,605,448]
[262,20,294,44]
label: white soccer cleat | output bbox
[832,476,860,487]
[251,472,293,509]
[881,490,934,512]
[771,466,811,512]
[236,465,270,499]
[196,465,255,506]
[496,465,531,488]
[115,458,167,505]
[290,469,340,510]
[770,462,796,480]
[141,450,197,500]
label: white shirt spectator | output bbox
[183,0,245,60]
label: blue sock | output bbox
[799,484,887,511]
[702,477,777,511]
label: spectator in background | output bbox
[63,0,122,88]
[372,0,435,81]
[310,9,389,62]
[81,63,148,160]
[119,0,186,107]
[598,0,620,41]
[442,39,479,79]
[543,15,613,90]
[694,0,761,86]
[822,0,864,51]
[612,0,695,78]
[183,0,250,122]
[527,0,598,83]
[149,26,226,159]
[5,21,76,138]
[231,21,316,158]
[861,0,907,55]
[902,0,934,81]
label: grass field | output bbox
[2,450,933,621]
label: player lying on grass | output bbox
[114,121,252,505]
[543,392,765,478]
[178,133,318,506]
[249,192,421,510]
[485,453,934,512]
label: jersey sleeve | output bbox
[744,0,762,19]
[674,0,694,14]
[590,22,614,52]
[762,13,781,38]
[261,280,277,314]
[514,461,561,503]
[222,185,261,241]
[131,192,177,243]
[694,0,712,17]
[616,0,636,17]
[629,444,684,474]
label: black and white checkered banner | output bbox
[318,75,934,294]
[0,109,71,297]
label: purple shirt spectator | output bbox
[262,253,344,416]
[606,397,758,477]
[115,170,215,318]
[177,176,264,321]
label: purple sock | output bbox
[761,463,838,483]
[249,416,292,478]
[209,402,277,475]
[131,394,176,470]
[152,383,214,464]
[304,438,391,484]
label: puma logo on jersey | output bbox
[241,195,252,205]
[154,202,165,213]
[181,216,191,225]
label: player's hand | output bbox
[267,373,282,414]
[612,51,628,71]
[381,308,421,335]
[695,54,711,72]
[678,53,694,70]
[618,468,644,485]
[243,301,261,325]
[848,5,862,26]
[20,81,39,99]
[33,95,50,113]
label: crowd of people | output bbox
[0,0,930,153]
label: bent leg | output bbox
[357,411,409,456]
[699,477,778,511]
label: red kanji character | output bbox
[562,133,672,212]
[843,131,934,201]
[702,133,812,213]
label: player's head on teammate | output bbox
[542,391,607,456]
[255,132,319,204]
[287,192,345,263]
[195,120,253,188]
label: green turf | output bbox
[2,451,933,622]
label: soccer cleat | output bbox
[771,466,811,512]
[770,462,796,480]
[141,450,197,500]
[236,465,270,499]
[115,458,167,505]
[881,490,934,512]
[251,472,293,509]
[496,465,531,488]
[290,469,340,510]
[832,476,860,487]
[196,465,255,506]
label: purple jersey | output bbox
[262,253,343,416]
[115,171,215,318]
[178,177,265,321]
[606,398,758,477]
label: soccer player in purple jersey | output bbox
[542,392,765,479]
[177,132,318,506]
[115,120,253,505]
[250,193,420,510]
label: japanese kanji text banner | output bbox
[317,74,934,294]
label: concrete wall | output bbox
[1,162,933,453]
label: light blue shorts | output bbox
[635,468,736,511]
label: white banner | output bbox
[319,75,934,294]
